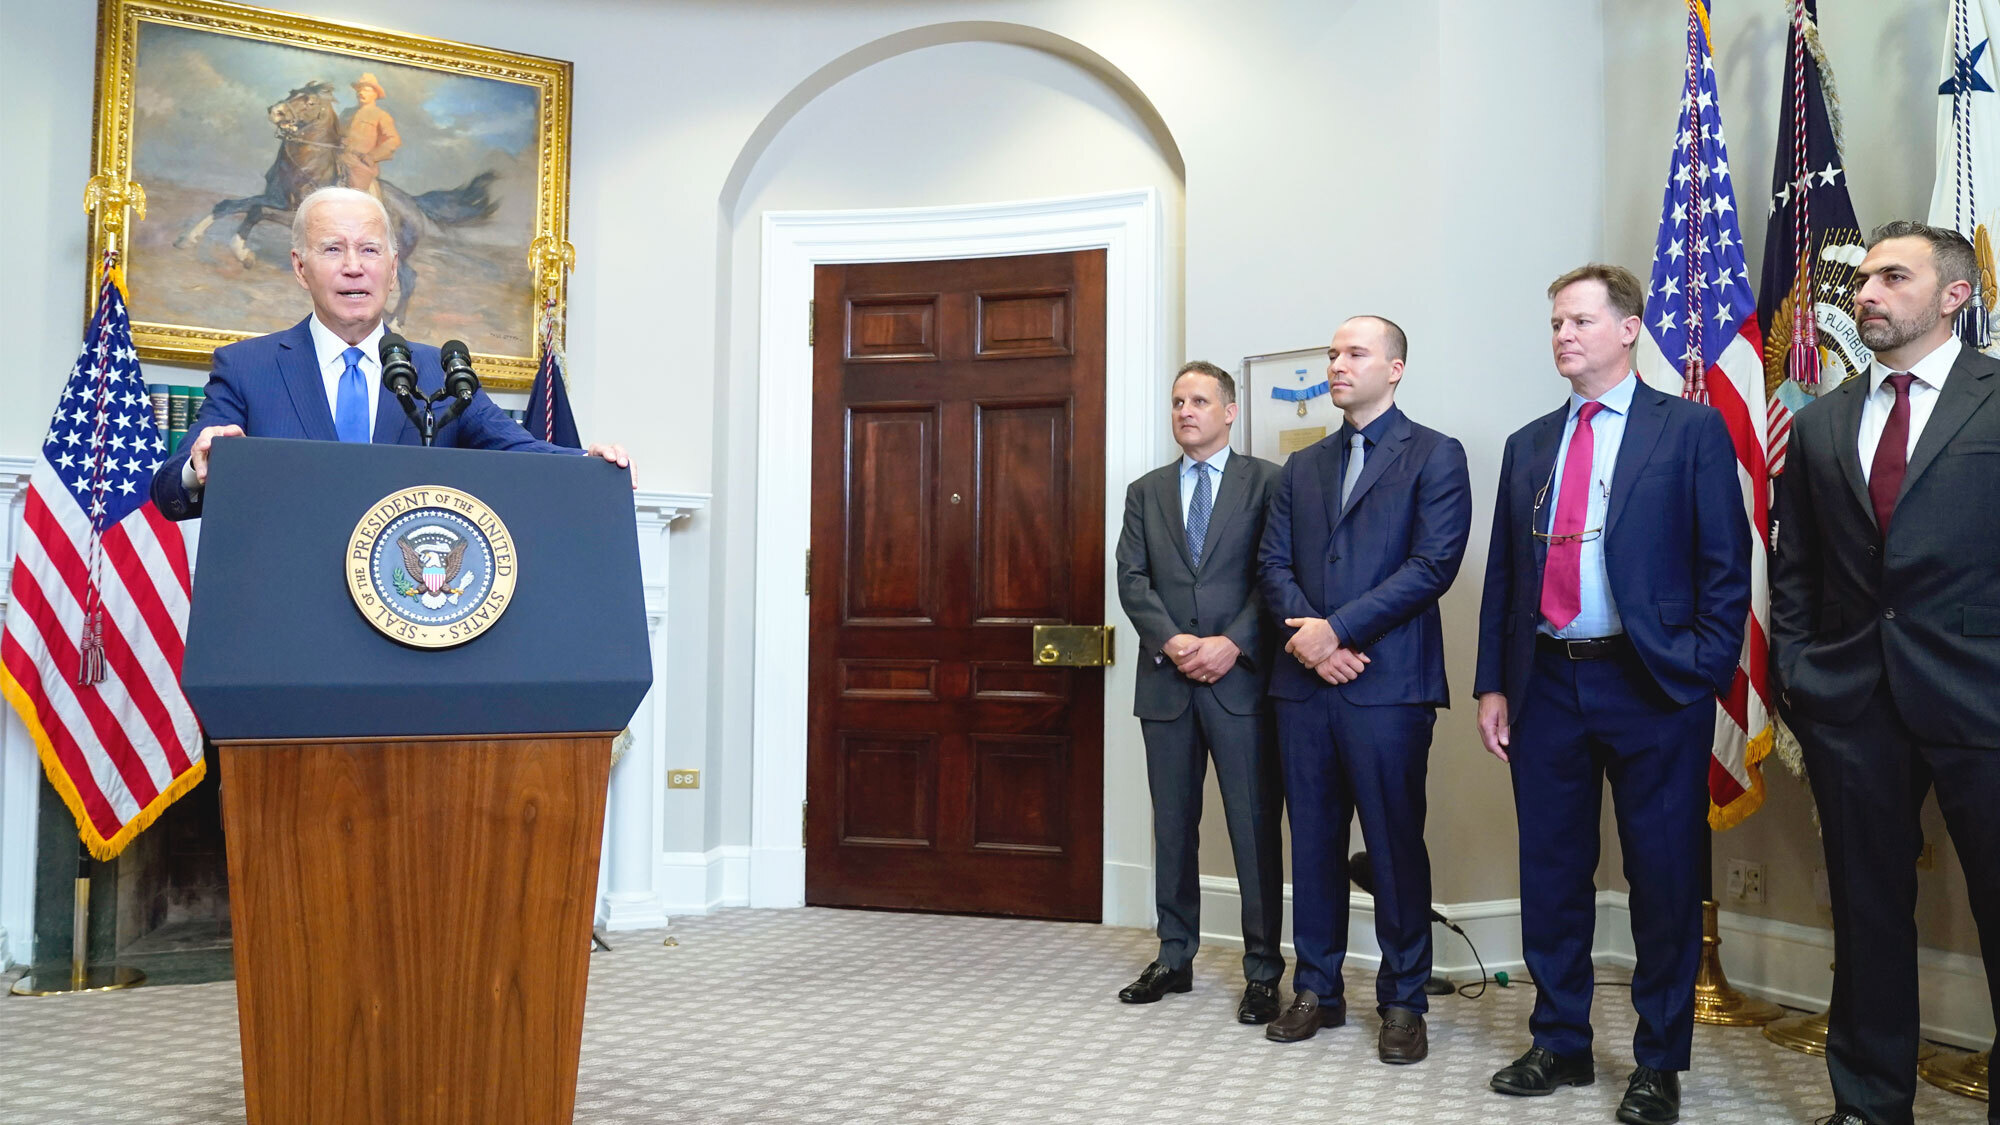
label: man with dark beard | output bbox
[1772,220,2000,1125]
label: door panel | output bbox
[806,250,1106,921]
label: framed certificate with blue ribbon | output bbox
[1240,346,1336,463]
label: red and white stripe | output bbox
[1636,318,1773,828]
[2,460,201,859]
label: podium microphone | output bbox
[439,339,481,402]
[379,332,420,399]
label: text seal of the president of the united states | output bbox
[346,485,518,648]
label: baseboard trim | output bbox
[1190,877,1992,1049]
[658,845,752,916]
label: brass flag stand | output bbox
[1920,1049,1990,1104]
[1692,900,1783,1026]
[10,845,145,996]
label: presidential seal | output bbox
[346,486,518,648]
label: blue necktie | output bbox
[334,346,369,443]
[1186,461,1212,568]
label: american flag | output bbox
[523,297,581,449]
[1,256,202,860]
[1635,0,1772,831]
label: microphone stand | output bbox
[395,389,474,448]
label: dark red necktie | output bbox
[1540,400,1604,631]
[1868,373,1916,535]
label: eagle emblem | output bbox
[393,526,475,609]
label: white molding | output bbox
[1191,878,1993,1050]
[1,454,39,967]
[751,190,1164,919]
[598,489,709,933]
[658,845,751,916]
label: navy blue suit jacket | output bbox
[1258,407,1472,706]
[1474,379,1751,716]
[152,317,575,520]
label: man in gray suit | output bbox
[1115,360,1286,1024]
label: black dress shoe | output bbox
[1265,989,1346,1042]
[1378,1006,1428,1064]
[1490,1045,1595,1095]
[1118,961,1192,1004]
[1237,981,1280,1024]
[1615,1066,1680,1125]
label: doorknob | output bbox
[1031,624,1114,667]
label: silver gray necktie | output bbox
[1339,433,1365,510]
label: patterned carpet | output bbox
[0,906,1986,1124]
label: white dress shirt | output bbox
[307,315,385,440]
[1859,335,1958,482]
[1538,372,1636,640]
[1178,444,1232,527]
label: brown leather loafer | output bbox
[1265,989,1346,1042]
[1378,1006,1428,1064]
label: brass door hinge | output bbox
[808,299,815,347]
[801,800,808,840]
[804,548,812,596]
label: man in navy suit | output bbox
[1256,316,1471,1062]
[1475,265,1749,1125]
[151,186,628,520]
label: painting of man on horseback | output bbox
[173,75,498,333]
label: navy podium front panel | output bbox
[181,437,651,740]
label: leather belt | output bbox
[1535,634,1632,661]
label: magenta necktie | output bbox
[1540,400,1604,631]
[1868,373,1916,535]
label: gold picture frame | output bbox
[88,0,573,389]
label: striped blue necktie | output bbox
[1186,461,1212,568]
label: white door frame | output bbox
[750,189,1163,926]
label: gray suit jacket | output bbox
[1116,451,1280,720]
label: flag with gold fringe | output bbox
[1,253,203,859]
[1634,0,1772,830]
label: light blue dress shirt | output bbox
[1537,373,1636,639]
[1178,445,1232,527]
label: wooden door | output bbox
[806,251,1106,921]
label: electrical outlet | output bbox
[1726,859,1764,904]
[668,769,700,790]
[1917,840,1937,871]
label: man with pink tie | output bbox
[1474,264,1750,1125]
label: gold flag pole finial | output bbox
[83,174,147,263]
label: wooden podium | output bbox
[183,439,651,1125]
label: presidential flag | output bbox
[524,298,581,449]
[1933,0,2000,349]
[1,256,203,859]
[1757,0,1867,474]
[1635,0,1772,830]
